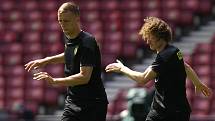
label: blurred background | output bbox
[0,0,215,121]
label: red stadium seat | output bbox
[4,65,25,77]
[10,21,25,33]
[79,1,100,11]
[101,54,117,68]
[0,0,15,11]
[81,11,100,22]
[198,0,212,15]
[26,77,45,88]
[120,0,141,10]
[44,21,61,31]
[39,0,58,11]
[25,21,43,32]
[143,0,161,10]
[8,11,23,22]
[122,42,138,59]
[23,42,42,54]
[195,43,212,54]
[6,76,25,89]
[181,0,199,13]
[143,9,162,18]
[43,31,61,44]
[6,88,24,100]
[162,0,180,9]
[192,97,211,115]
[4,53,23,66]
[23,53,44,64]
[25,87,44,103]
[25,11,42,21]
[1,43,23,54]
[193,65,211,77]
[101,11,121,21]
[100,0,118,10]
[22,31,41,43]
[45,65,64,78]
[20,0,38,11]
[2,31,17,43]
[192,53,210,65]
[44,88,59,105]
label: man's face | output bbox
[145,34,161,51]
[58,11,77,35]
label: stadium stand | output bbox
[0,0,214,121]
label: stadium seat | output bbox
[143,0,161,10]
[2,31,17,43]
[81,11,100,23]
[120,0,141,10]
[4,53,22,66]
[42,31,61,44]
[6,87,24,100]
[44,88,59,106]
[25,11,42,21]
[198,0,213,15]
[192,97,211,115]
[23,42,42,54]
[25,87,44,103]
[45,65,64,78]
[20,0,38,11]
[100,0,118,11]
[180,0,199,13]
[192,53,211,65]
[101,54,117,68]
[23,53,44,64]
[4,65,25,77]
[10,21,25,33]
[22,31,41,43]
[122,42,137,59]
[0,0,15,11]
[79,1,100,11]
[8,11,23,22]
[162,0,180,9]
[25,21,43,32]
[6,76,25,88]
[39,0,58,11]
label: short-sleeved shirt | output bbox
[64,31,108,103]
[146,44,191,120]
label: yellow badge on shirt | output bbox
[74,46,79,55]
[177,51,183,60]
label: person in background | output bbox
[25,2,108,121]
[106,16,212,121]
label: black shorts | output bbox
[61,97,108,121]
[146,109,190,121]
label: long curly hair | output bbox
[139,17,172,42]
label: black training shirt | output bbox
[148,44,191,118]
[64,31,108,103]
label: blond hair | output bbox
[139,17,172,42]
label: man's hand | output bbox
[33,72,54,84]
[195,82,212,97]
[105,60,124,73]
[24,59,47,72]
